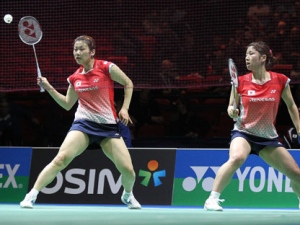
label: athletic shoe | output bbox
[204,197,225,211]
[20,194,37,209]
[121,191,142,209]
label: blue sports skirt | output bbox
[69,119,121,145]
[231,130,284,155]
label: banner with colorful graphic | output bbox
[172,149,300,208]
[30,148,176,205]
[0,147,32,202]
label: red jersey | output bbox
[234,72,290,139]
[67,59,117,124]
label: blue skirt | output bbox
[231,130,284,155]
[69,119,121,145]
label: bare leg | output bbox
[260,146,300,197]
[33,131,89,191]
[211,137,251,193]
[101,137,135,192]
[204,137,251,211]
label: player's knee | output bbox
[228,154,246,167]
[52,153,72,169]
[121,164,136,178]
[287,168,300,182]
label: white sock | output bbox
[209,191,221,199]
[29,188,39,197]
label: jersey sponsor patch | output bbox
[248,90,255,96]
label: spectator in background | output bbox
[291,0,300,26]
[129,89,165,137]
[210,44,228,76]
[290,57,300,79]
[175,32,206,77]
[0,94,41,146]
[158,59,179,88]
[168,95,210,138]
[273,0,294,14]
[282,25,300,70]
[247,0,272,29]
[112,22,143,65]
[268,20,289,57]
[0,97,22,146]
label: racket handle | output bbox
[233,99,237,121]
[298,135,300,145]
[37,67,45,92]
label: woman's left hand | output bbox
[118,108,132,126]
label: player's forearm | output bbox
[288,104,300,133]
[47,88,72,110]
[122,85,133,110]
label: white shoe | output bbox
[20,194,37,209]
[121,191,142,209]
[204,197,224,211]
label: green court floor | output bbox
[0,204,300,225]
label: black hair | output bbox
[73,35,96,51]
[247,41,275,69]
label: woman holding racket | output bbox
[20,35,141,209]
[204,41,300,211]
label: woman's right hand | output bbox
[37,76,52,91]
[228,105,239,119]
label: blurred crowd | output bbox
[2,0,300,148]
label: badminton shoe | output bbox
[204,197,224,211]
[20,194,37,209]
[121,190,142,209]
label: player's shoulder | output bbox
[270,71,286,77]
[68,67,82,79]
[239,72,252,81]
[94,59,113,68]
[270,71,289,82]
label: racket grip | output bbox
[40,86,45,92]
[37,67,45,92]
[298,135,300,145]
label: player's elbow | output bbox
[62,103,73,111]
[125,79,134,89]
[64,105,73,111]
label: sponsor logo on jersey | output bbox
[250,97,275,102]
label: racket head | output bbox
[228,58,238,88]
[18,16,43,45]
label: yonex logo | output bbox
[182,166,293,193]
[230,65,237,78]
[23,21,36,38]
[182,166,219,192]
[138,160,166,187]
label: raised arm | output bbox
[37,76,78,111]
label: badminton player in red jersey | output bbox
[20,35,141,209]
[205,41,300,211]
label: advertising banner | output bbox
[172,149,300,209]
[0,147,32,202]
[30,147,176,205]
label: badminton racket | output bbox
[18,16,44,92]
[228,58,238,121]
